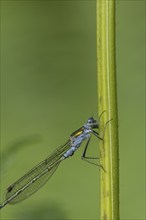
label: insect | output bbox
[0,116,104,209]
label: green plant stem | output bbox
[96,1,119,220]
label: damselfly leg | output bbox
[81,117,112,172]
[81,138,105,171]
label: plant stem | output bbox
[96,1,119,220]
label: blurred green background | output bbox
[0,1,145,220]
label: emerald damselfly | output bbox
[0,116,104,209]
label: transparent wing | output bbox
[5,140,71,204]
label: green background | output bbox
[0,1,145,219]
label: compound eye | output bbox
[87,117,94,124]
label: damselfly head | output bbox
[85,117,99,129]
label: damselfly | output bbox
[0,116,104,209]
